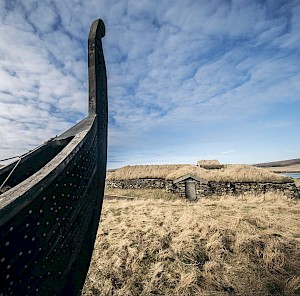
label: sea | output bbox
[280,173,300,179]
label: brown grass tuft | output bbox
[82,191,300,296]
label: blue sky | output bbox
[0,0,299,169]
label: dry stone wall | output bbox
[166,180,299,199]
[106,178,166,189]
[108,178,299,199]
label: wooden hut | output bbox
[197,159,223,169]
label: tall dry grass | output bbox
[82,191,300,296]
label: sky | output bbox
[0,0,299,169]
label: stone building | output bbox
[106,163,300,200]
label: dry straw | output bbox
[83,191,300,296]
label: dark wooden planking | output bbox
[0,19,107,295]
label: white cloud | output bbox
[1,0,300,167]
[221,150,235,154]
[28,2,59,34]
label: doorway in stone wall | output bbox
[185,180,197,200]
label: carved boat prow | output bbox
[0,19,107,295]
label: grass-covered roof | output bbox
[106,164,292,183]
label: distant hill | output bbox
[254,158,300,173]
[254,158,300,167]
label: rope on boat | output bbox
[0,141,50,163]
[0,142,48,191]
[0,158,22,191]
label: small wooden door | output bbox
[185,180,197,200]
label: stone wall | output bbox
[166,180,299,199]
[107,178,299,199]
[107,178,166,189]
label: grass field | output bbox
[82,189,300,296]
[265,164,300,173]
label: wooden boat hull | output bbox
[0,19,107,295]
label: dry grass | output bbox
[198,160,221,166]
[107,164,292,183]
[140,164,289,183]
[265,165,300,173]
[197,159,223,169]
[167,165,293,183]
[106,165,188,180]
[82,191,300,296]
